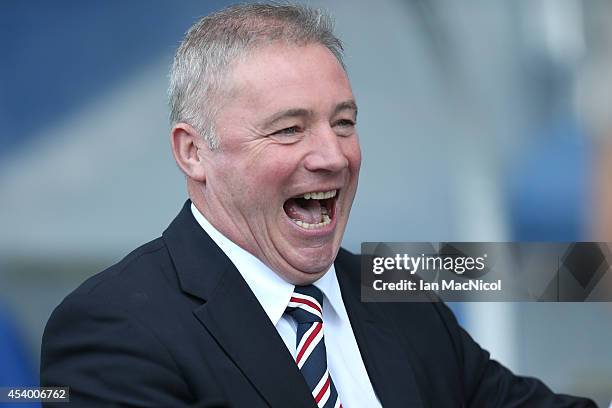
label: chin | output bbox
[288,247,337,274]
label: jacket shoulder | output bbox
[40,237,194,405]
[69,237,170,299]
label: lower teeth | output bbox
[294,214,331,229]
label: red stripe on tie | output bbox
[290,296,322,314]
[314,375,331,403]
[296,322,322,365]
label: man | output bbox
[41,3,596,407]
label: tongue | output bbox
[284,198,322,224]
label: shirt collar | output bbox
[190,203,343,324]
[312,262,343,318]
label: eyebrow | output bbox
[333,100,358,118]
[261,99,358,129]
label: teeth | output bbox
[301,189,337,200]
[292,214,332,229]
[289,189,336,229]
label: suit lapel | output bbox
[336,252,425,408]
[193,265,316,408]
[163,201,316,408]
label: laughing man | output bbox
[41,4,596,407]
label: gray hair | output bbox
[168,2,345,149]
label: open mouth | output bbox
[283,189,338,229]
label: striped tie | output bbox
[285,285,342,408]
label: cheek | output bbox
[343,138,362,174]
[259,149,303,182]
[239,156,299,205]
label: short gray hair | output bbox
[168,3,345,149]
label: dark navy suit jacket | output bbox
[40,201,596,407]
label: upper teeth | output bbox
[302,190,337,200]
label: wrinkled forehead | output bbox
[221,42,352,110]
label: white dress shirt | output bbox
[191,204,381,408]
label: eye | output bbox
[334,119,356,127]
[271,126,301,136]
[333,119,356,136]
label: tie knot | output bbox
[285,285,324,324]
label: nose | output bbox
[303,125,349,173]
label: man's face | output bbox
[198,43,361,285]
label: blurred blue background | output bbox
[1,0,611,406]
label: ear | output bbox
[170,123,209,182]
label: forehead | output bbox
[224,43,354,114]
